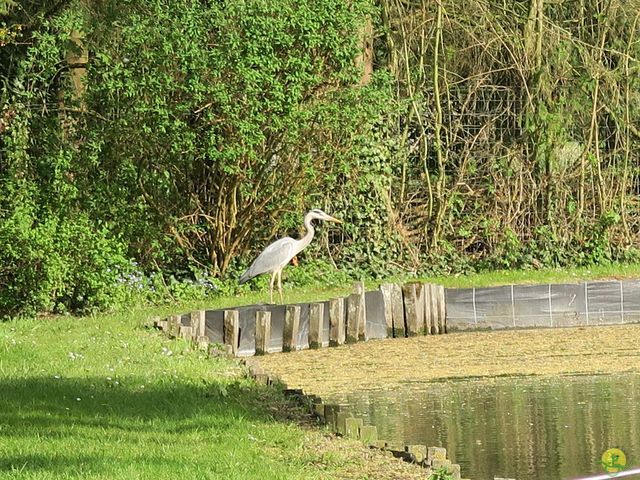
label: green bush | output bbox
[0,208,132,317]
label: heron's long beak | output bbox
[327,215,342,224]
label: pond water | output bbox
[328,374,640,480]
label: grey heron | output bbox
[239,209,342,303]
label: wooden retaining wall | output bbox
[154,281,448,357]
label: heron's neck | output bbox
[298,214,316,250]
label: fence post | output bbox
[255,310,271,355]
[283,305,300,352]
[190,310,206,340]
[380,283,394,337]
[403,283,420,336]
[437,285,447,333]
[309,302,324,349]
[391,283,405,337]
[329,298,346,346]
[430,283,440,334]
[424,283,434,334]
[223,310,239,356]
[347,282,366,343]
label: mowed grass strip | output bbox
[0,310,425,480]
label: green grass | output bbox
[0,308,354,480]
[1,263,639,479]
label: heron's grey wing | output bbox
[239,237,298,283]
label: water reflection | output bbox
[327,374,640,480]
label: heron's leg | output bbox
[269,271,277,304]
[277,269,284,304]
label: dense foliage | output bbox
[1,0,639,317]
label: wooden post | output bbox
[380,283,395,337]
[171,314,184,337]
[309,302,324,349]
[423,283,433,334]
[283,305,300,352]
[223,310,239,356]
[424,284,437,334]
[391,283,405,337]
[190,310,206,340]
[437,285,447,333]
[329,298,346,346]
[429,283,439,334]
[255,310,271,355]
[403,283,420,336]
[346,293,360,344]
[415,282,426,334]
[179,325,192,340]
[66,30,88,104]
[347,282,366,343]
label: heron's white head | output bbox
[307,208,342,224]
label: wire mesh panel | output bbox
[622,279,640,323]
[549,283,586,327]
[511,284,552,328]
[586,281,625,325]
[445,280,640,331]
[473,285,514,330]
[443,288,477,331]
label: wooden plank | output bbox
[223,310,239,356]
[425,283,437,334]
[179,325,192,340]
[380,283,394,337]
[190,310,206,339]
[255,310,271,355]
[415,282,426,334]
[391,283,405,337]
[437,285,447,333]
[283,305,300,352]
[423,283,433,334]
[346,293,360,344]
[197,335,210,351]
[347,282,366,343]
[329,298,346,346]
[402,283,420,336]
[429,283,439,334]
[309,302,324,349]
[354,282,367,341]
[168,314,181,337]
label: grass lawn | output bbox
[0,304,426,480]
[1,263,638,479]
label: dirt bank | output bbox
[255,324,640,397]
